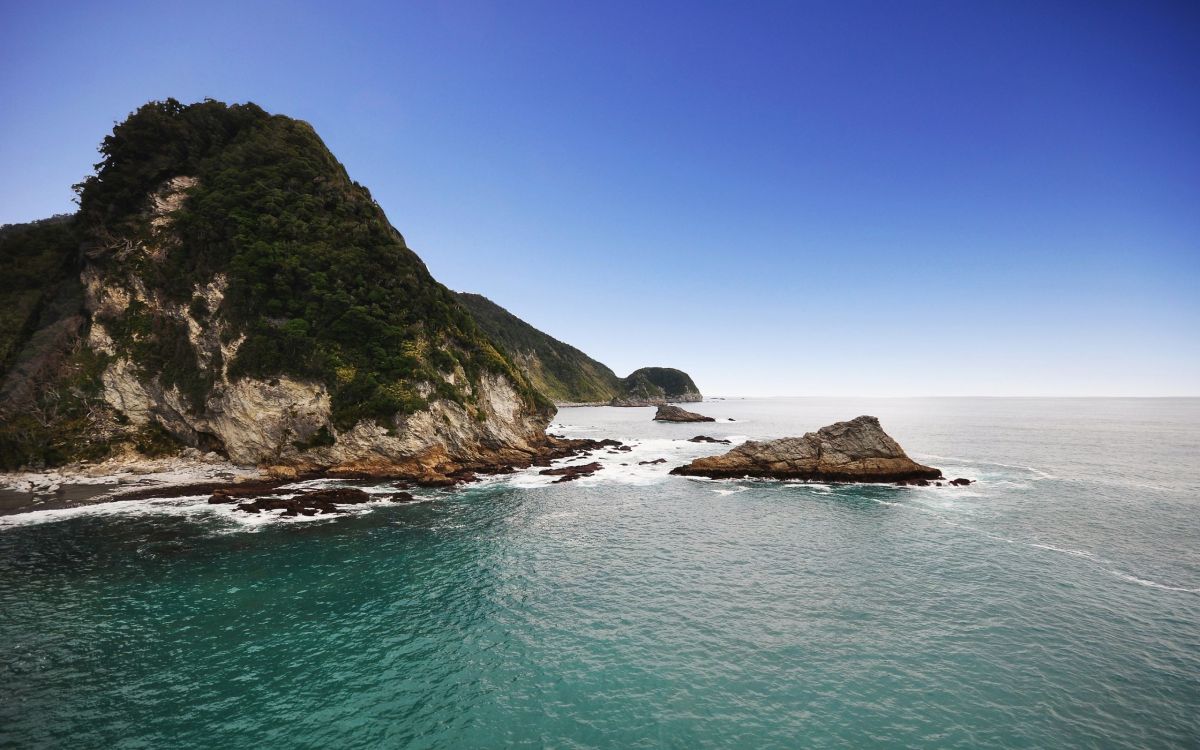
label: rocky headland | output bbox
[670,415,942,482]
[0,99,617,498]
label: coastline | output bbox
[0,455,267,517]
[0,433,622,518]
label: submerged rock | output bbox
[688,435,731,444]
[539,461,603,482]
[233,486,374,515]
[653,405,715,423]
[670,415,941,482]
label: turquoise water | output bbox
[2,398,1198,748]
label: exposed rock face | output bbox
[75,182,553,477]
[654,405,715,423]
[670,415,942,482]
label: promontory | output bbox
[0,99,612,483]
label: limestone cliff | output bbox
[0,99,553,477]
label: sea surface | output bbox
[2,398,1198,748]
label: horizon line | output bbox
[701,395,1200,400]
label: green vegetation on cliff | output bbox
[453,293,702,405]
[0,99,554,469]
[618,367,701,403]
[454,293,622,403]
[0,98,701,470]
[0,215,82,371]
[73,98,551,429]
[0,216,117,469]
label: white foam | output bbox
[787,483,834,493]
[711,487,748,496]
[1109,571,1200,594]
[0,483,430,531]
[895,483,984,500]
[0,494,227,529]
[505,435,737,489]
[1030,543,1094,559]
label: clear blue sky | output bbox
[2,1,1197,396]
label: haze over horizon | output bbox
[2,1,1196,397]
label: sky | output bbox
[1,0,1197,396]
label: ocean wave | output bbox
[0,494,218,529]
[787,483,834,493]
[711,487,748,496]
[915,454,1056,480]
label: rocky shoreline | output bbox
[1,415,977,518]
[0,434,636,517]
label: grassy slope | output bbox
[455,294,702,404]
[455,292,622,403]
[620,367,701,401]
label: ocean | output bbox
[1,397,1197,748]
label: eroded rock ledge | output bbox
[670,415,942,482]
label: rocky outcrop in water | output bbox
[654,405,715,423]
[219,486,419,516]
[539,461,603,483]
[670,415,941,482]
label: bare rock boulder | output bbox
[653,405,715,423]
[670,415,941,482]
